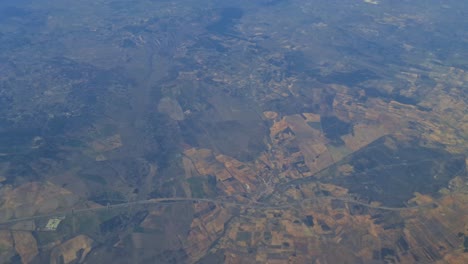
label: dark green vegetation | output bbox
[187,175,218,198]
[320,116,353,146]
[0,0,467,263]
[321,136,466,207]
[195,250,226,264]
[206,7,244,35]
[464,235,468,253]
[317,69,380,87]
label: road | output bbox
[0,195,436,226]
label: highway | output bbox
[0,195,436,226]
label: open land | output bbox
[0,0,466,263]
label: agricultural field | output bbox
[0,0,466,263]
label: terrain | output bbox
[0,0,467,263]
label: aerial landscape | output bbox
[0,0,467,263]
